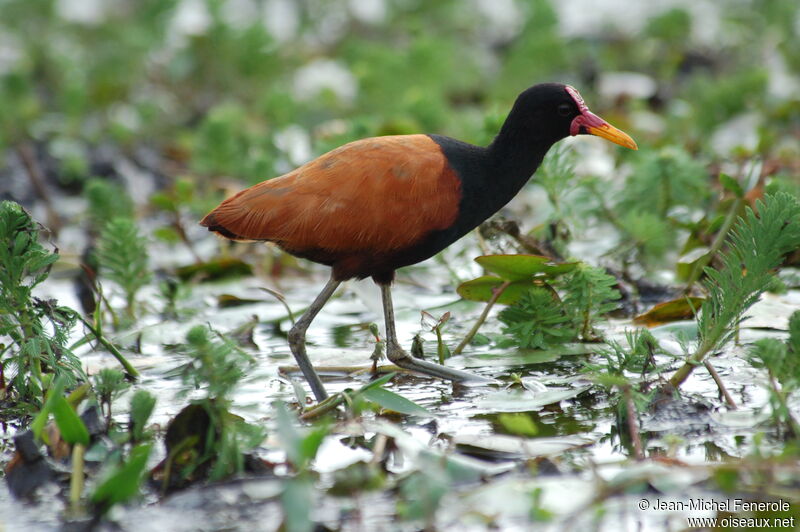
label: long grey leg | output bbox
[288,275,341,401]
[379,283,495,383]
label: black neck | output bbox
[425,105,562,251]
[486,108,556,191]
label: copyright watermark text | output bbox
[637,498,795,528]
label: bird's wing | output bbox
[201,134,462,254]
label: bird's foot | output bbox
[385,343,496,384]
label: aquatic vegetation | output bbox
[0,201,84,410]
[670,193,800,387]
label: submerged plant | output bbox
[588,328,665,377]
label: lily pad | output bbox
[176,257,253,282]
[633,297,704,326]
[456,276,537,305]
[474,254,578,281]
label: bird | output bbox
[201,83,637,402]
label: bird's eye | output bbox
[557,103,572,117]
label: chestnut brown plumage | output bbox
[201,83,637,401]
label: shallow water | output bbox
[3,247,797,530]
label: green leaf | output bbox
[719,173,744,198]
[457,276,537,305]
[31,377,66,441]
[52,396,90,446]
[297,426,328,467]
[281,476,315,532]
[474,254,578,281]
[697,193,800,355]
[360,387,433,417]
[358,372,395,392]
[91,444,152,512]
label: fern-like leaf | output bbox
[698,192,800,352]
[97,217,152,321]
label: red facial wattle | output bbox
[564,85,638,150]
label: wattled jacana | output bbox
[201,83,637,402]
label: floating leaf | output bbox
[650,321,700,344]
[457,276,537,305]
[633,297,704,326]
[361,387,433,417]
[496,413,539,437]
[456,343,596,368]
[175,257,253,282]
[216,294,264,308]
[453,433,595,458]
[477,386,591,412]
[475,254,578,281]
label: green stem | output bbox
[670,198,747,389]
[684,197,744,293]
[704,360,737,409]
[301,393,345,420]
[70,443,85,515]
[668,341,712,389]
[434,328,445,364]
[453,280,511,355]
[77,315,139,379]
[622,385,644,461]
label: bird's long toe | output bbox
[386,343,496,384]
